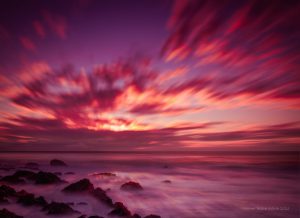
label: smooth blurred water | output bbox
[0,152,299,218]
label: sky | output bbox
[0,0,299,151]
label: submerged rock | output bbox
[17,191,36,206]
[13,170,36,179]
[77,202,88,205]
[108,202,131,217]
[0,208,23,218]
[90,172,116,177]
[0,170,62,185]
[144,215,161,218]
[132,214,142,218]
[43,202,77,215]
[35,196,48,206]
[50,159,67,166]
[0,185,16,197]
[78,216,104,218]
[33,171,62,184]
[120,181,143,191]
[0,175,25,184]
[92,187,113,206]
[162,180,171,183]
[63,179,94,192]
[65,172,75,175]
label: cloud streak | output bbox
[162,0,300,105]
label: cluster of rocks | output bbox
[0,170,63,184]
[63,178,161,218]
[0,184,78,217]
[0,159,162,218]
[0,208,23,218]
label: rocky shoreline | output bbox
[0,159,161,218]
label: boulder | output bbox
[78,216,104,218]
[108,202,131,217]
[50,159,67,166]
[0,196,9,203]
[13,170,36,179]
[62,178,94,192]
[92,187,113,207]
[89,216,104,218]
[33,171,62,184]
[120,181,143,191]
[144,215,161,218]
[0,208,23,218]
[35,196,48,206]
[17,191,36,206]
[0,185,16,197]
[90,172,116,177]
[0,175,25,184]
[43,202,77,215]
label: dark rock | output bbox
[13,170,36,179]
[1,170,62,185]
[144,215,161,218]
[0,170,36,184]
[78,216,104,218]
[91,172,116,177]
[17,191,36,206]
[108,202,131,216]
[92,187,113,207]
[33,171,62,184]
[0,175,25,184]
[65,172,75,175]
[16,190,47,207]
[25,162,39,169]
[0,185,16,197]
[63,178,94,192]
[0,208,23,218]
[54,172,62,176]
[162,180,171,183]
[77,202,88,205]
[67,202,74,205]
[50,159,67,166]
[0,196,9,203]
[120,181,143,191]
[132,214,142,218]
[43,202,77,215]
[35,196,48,206]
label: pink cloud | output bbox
[33,20,46,38]
[43,11,67,39]
[162,0,300,106]
[19,36,36,52]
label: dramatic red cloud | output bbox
[162,0,300,106]
[0,0,299,151]
[0,116,299,151]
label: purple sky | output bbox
[0,0,300,151]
